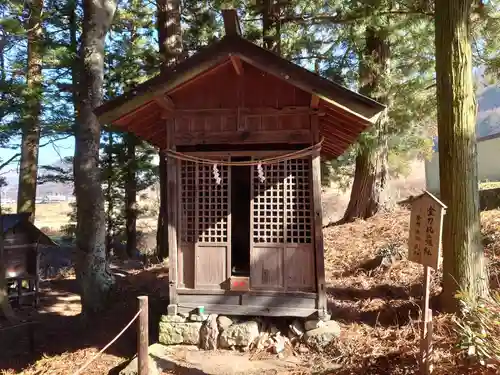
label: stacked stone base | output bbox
[158,313,340,351]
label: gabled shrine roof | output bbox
[95,33,386,158]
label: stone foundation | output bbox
[158,313,340,352]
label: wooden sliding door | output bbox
[250,157,315,292]
[178,158,231,290]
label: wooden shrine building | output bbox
[95,10,385,318]
[1,213,56,307]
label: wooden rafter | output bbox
[230,54,244,75]
[310,94,320,109]
[321,124,357,145]
[155,94,175,111]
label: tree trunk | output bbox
[156,0,182,260]
[435,0,489,312]
[74,0,117,315]
[340,27,389,223]
[125,133,137,258]
[262,0,280,54]
[17,0,43,220]
[105,130,113,256]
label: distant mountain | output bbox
[2,159,73,201]
[477,85,500,138]
[431,84,500,152]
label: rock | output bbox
[219,321,260,348]
[289,320,304,337]
[269,325,280,335]
[160,314,187,323]
[304,319,324,331]
[189,313,207,322]
[217,315,233,332]
[303,320,341,350]
[119,356,160,375]
[298,346,309,354]
[159,321,202,345]
[200,314,219,350]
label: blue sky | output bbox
[0,136,75,173]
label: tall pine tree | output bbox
[74,0,117,314]
[435,0,489,311]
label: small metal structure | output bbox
[95,10,385,318]
[1,213,56,307]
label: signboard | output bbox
[408,191,446,270]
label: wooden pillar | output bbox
[166,120,179,315]
[311,114,327,318]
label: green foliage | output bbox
[454,289,500,367]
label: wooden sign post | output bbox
[407,191,446,375]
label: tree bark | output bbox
[74,0,117,315]
[262,0,280,54]
[105,130,114,256]
[340,27,389,223]
[17,0,43,220]
[435,0,489,312]
[156,0,182,260]
[125,133,137,258]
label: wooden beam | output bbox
[321,137,347,155]
[230,54,244,75]
[310,94,320,109]
[321,123,358,145]
[167,119,179,313]
[322,114,364,137]
[175,129,311,146]
[177,303,318,318]
[311,114,327,319]
[163,106,314,117]
[114,101,158,126]
[221,9,241,36]
[155,94,175,111]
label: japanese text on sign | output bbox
[408,193,445,269]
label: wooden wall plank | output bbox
[175,129,311,146]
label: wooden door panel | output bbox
[250,246,284,290]
[285,245,315,291]
[195,245,228,289]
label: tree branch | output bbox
[281,9,433,26]
[0,134,73,171]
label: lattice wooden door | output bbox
[178,158,231,290]
[250,158,315,292]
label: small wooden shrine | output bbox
[1,213,56,307]
[95,10,385,318]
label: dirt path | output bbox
[0,263,169,374]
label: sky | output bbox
[0,136,75,179]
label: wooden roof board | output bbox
[95,35,385,126]
[1,213,58,247]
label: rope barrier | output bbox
[164,137,324,167]
[72,308,143,375]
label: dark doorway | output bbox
[231,157,251,276]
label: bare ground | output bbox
[0,206,499,375]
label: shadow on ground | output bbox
[0,266,169,373]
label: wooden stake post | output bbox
[137,296,149,375]
[407,191,446,375]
